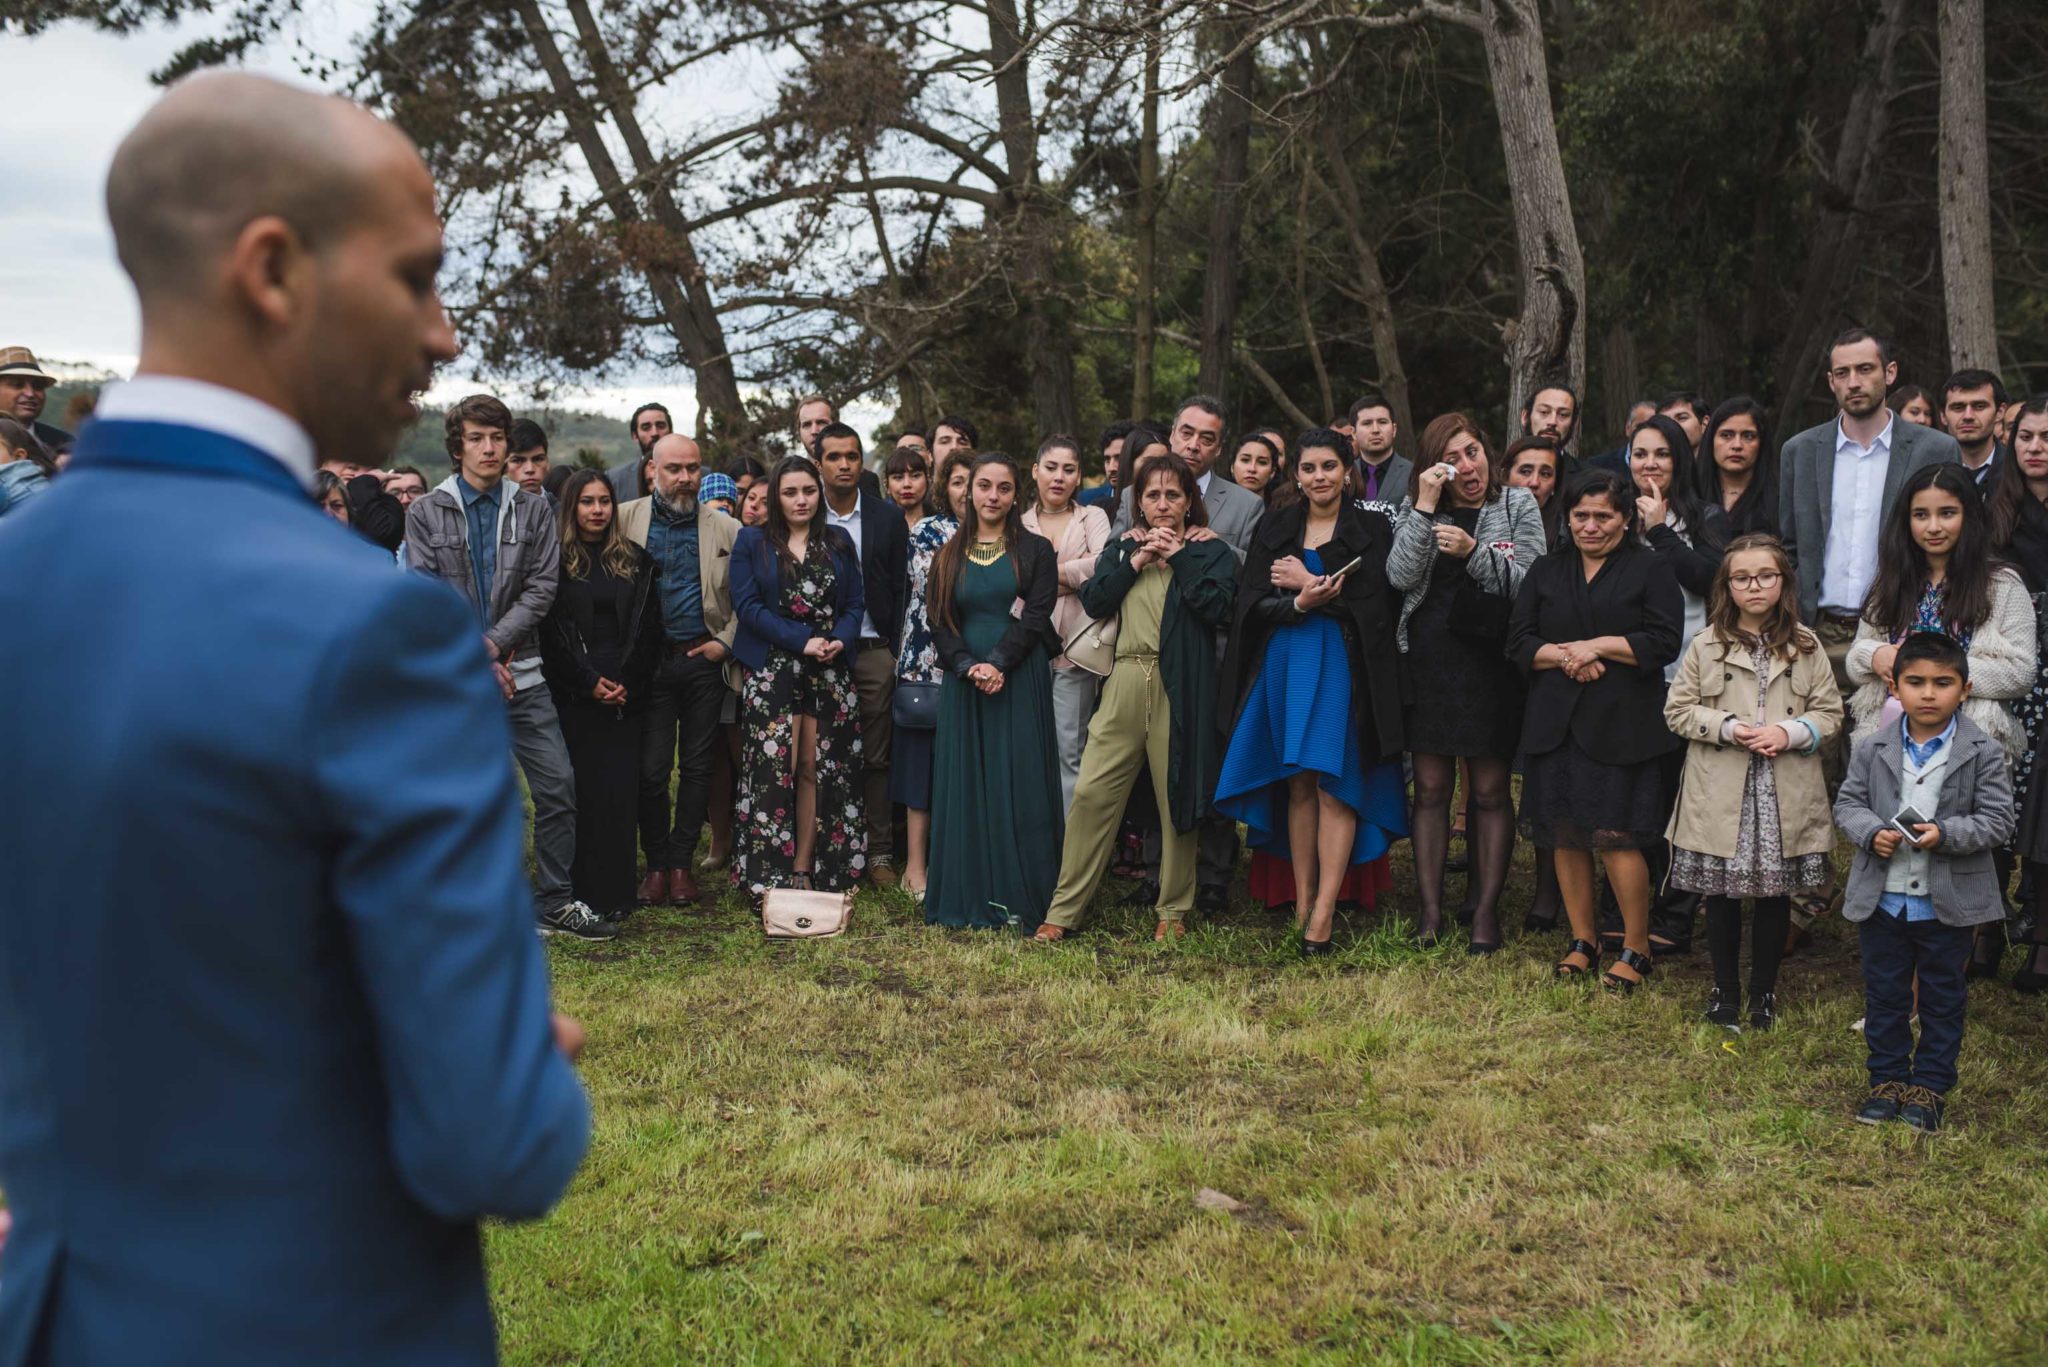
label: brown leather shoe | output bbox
[637,870,667,906]
[870,863,899,890]
[668,867,699,905]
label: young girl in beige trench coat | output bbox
[1663,535,1846,1031]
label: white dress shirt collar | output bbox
[96,375,319,490]
[1834,411,1895,458]
[1197,470,1213,498]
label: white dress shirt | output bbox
[1819,414,1894,613]
[1197,470,1213,499]
[95,375,319,490]
[824,496,878,640]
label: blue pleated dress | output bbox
[1214,548,1408,866]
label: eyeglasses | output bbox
[1728,571,1782,589]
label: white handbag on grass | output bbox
[761,887,853,938]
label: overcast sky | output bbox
[2,17,894,433]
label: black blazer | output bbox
[1220,501,1404,763]
[539,552,663,706]
[1642,502,1731,599]
[929,530,1060,676]
[846,489,910,647]
[2002,494,2048,594]
[1507,542,1684,765]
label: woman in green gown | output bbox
[925,452,1064,931]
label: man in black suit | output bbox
[1347,392,1411,507]
[815,422,910,887]
[1941,368,2007,492]
[607,401,671,506]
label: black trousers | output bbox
[1859,912,1973,1095]
[639,651,728,871]
[560,696,643,918]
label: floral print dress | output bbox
[733,541,866,898]
[896,514,958,686]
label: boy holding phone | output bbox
[1834,631,2014,1133]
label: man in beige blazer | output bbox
[618,434,741,906]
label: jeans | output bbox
[1859,911,1974,1095]
[639,650,728,870]
[507,683,577,915]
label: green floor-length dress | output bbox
[925,553,1063,930]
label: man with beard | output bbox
[619,432,741,905]
[1518,383,1581,474]
[0,73,589,1363]
[608,400,671,506]
[1940,368,2007,491]
[0,348,74,452]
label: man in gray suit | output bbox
[1780,327,1960,650]
[1347,392,1411,509]
[607,400,672,506]
[1113,394,1264,562]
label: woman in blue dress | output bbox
[1217,429,1408,954]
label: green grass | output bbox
[494,844,2048,1365]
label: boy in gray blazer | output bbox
[1833,632,2014,1134]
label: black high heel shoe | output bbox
[2013,939,2048,995]
[1301,936,1334,958]
[1553,938,1600,980]
[1602,946,1654,995]
[1522,906,1561,936]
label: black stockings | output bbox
[1703,895,1790,998]
[1413,753,1512,943]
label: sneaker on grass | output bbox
[538,900,617,940]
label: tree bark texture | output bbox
[1471,0,1586,439]
[1938,0,1996,371]
[1197,38,1255,406]
[1131,3,1162,422]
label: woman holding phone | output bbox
[1217,429,1407,953]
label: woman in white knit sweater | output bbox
[1844,463,2036,768]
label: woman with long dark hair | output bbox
[1500,436,1561,549]
[891,447,974,900]
[1217,429,1408,953]
[2002,398,2048,992]
[540,469,663,920]
[1509,470,1685,990]
[1033,455,1238,942]
[1628,414,1730,664]
[1695,396,1778,537]
[729,455,867,898]
[1022,435,1113,812]
[1389,413,1546,952]
[924,452,1063,931]
[1987,394,2048,591]
[1892,384,1935,427]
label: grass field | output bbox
[496,844,2048,1365]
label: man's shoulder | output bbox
[1783,419,1836,460]
[1898,421,1961,462]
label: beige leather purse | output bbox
[1061,612,1119,677]
[761,887,853,938]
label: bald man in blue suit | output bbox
[0,75,589,1365]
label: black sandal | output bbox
[1602,946,1654,994]
[1553,938,1600,979]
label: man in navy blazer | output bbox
[813,423,910,885]
[0,74,590,1365]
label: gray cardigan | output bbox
[1777,413,1959,619]
[1833,712,2015,927]
[1385,485,1546,651]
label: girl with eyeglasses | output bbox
[1664,535,1843,1029]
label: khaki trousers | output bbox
[1045,659,1196,927]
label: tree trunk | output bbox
[1196,36,1255,405]
[1598,322,1640,444]
[1316,130,1413,436]
[1472,0,1585,438]
[1131,0,1161,422]
[531,0,749,437]
[1767,0,1908,444]
[1938,0,1996,370]
[985,0,1079,437]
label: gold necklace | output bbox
[967,536,1005,566]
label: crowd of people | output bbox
[11,322,2048,1134]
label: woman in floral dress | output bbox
[892,450,973,900]
[729,456,868,899]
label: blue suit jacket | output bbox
[728,525,864,671]
[0,419,589,1366]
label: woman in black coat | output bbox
[540,469,665,921]
[1508,469,1684,990]
[1216,431,1406,950]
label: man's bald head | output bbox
[106,72,456,467]
[108,72,416,307]
[650,433,704,509]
